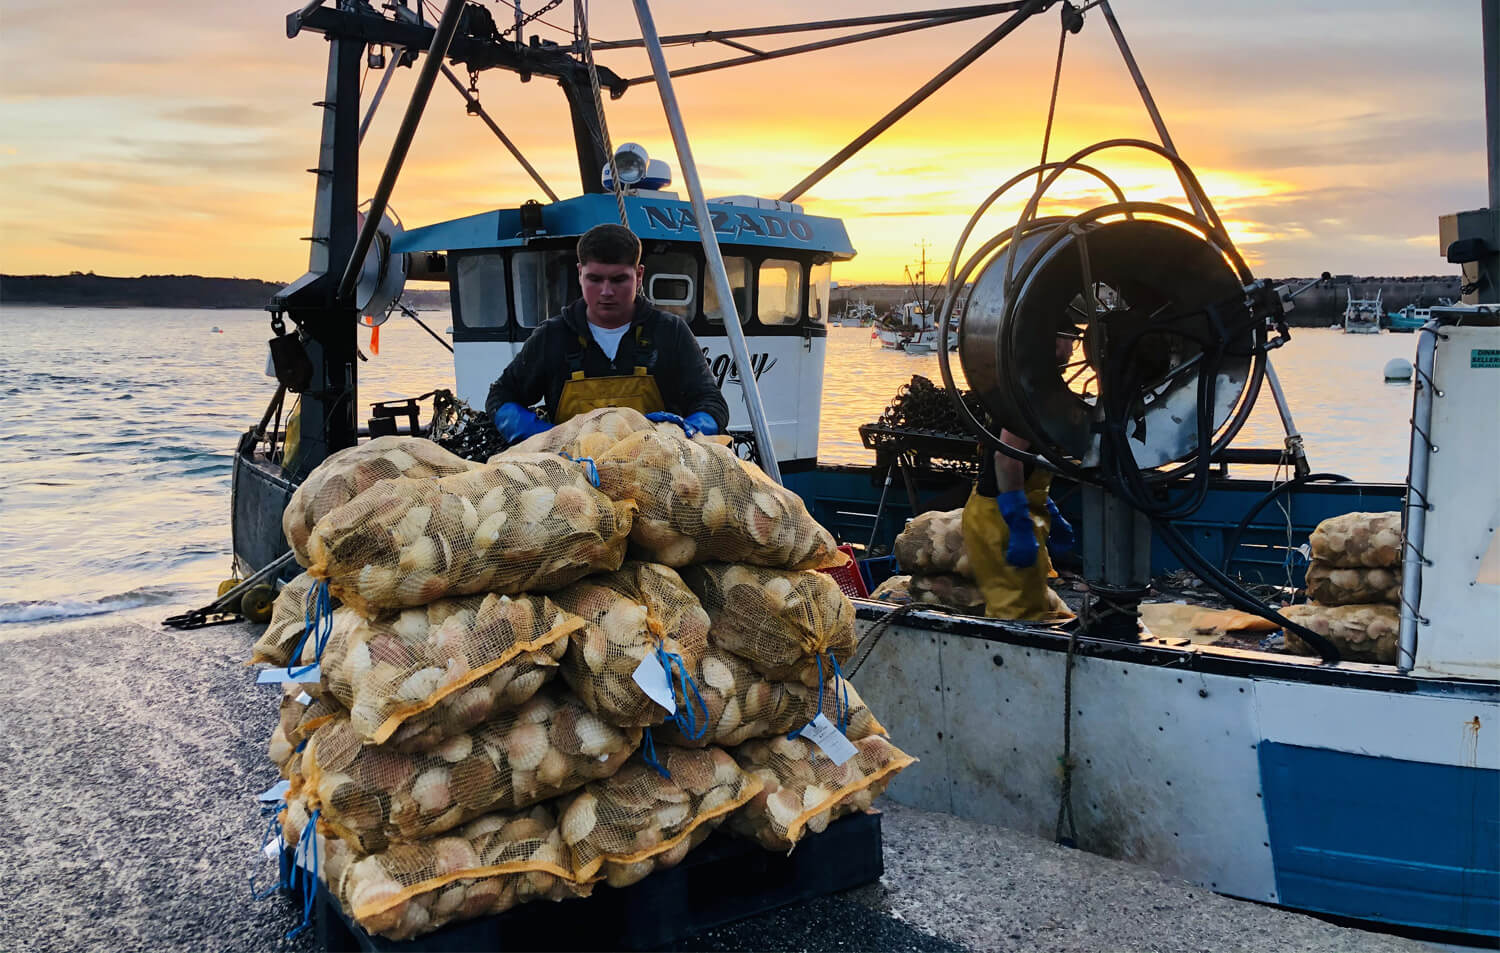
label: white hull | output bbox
[851,607,1500,937]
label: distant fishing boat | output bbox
[1343,288,1383,333]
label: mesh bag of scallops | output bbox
[315,594,582,751]
[301,685,640,854]
[727,734,915,852]
[552,562,713,738]
[283,436,480,568]
[1308,511,1403,569]
[593,428,847,570]
[502,406,668,461]
[556,745,762,887]
[304,452,636,618]
[893,508,970,577]
[681,563,856,687]
[251,571,329,667]
[330,803,591,941]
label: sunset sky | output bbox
[0,0,1489,285]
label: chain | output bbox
[498,0,564,38]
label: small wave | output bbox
[0,588,174,625]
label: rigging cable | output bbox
[575,0,630,227]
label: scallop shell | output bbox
[561,791,598,845]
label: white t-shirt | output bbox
[588,322,631,361]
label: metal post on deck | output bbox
[1397,327,1438,673]
[337,0,466,304]
[630,0,783,484]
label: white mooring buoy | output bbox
[1384,357,1414,381]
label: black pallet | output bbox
[315,810,883,952]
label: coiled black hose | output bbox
[1218,472,1352,575]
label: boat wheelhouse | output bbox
[394,189,854,470]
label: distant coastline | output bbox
[2,271,1461,326]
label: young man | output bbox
[485,223,730,443]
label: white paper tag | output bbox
[631,655,676,714]
[257,665,321,685]
[295,692,313,706]
[259,780,292,803]
[799,712,857,765]
[263,835,285,859]
[296,839,316,872]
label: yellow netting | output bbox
[595,429,844,570]
[306,453,635,616]
[893,509,970,577]
[332,804,591,941]
[728,734,915,851]
[502,407,674,461]
[284,436,480,568]
[1282,602,1399,664]
[1309,512,1402,568]
[553,562,711,728]
[682,563,855,685]
[253,572,325,666]
[557,746,762,883]
[909,573,987,612]
[303,687,641,853]
[318,595,581,750]
[657,648,885,748]
[1304,559,1401,606]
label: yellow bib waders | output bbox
[961,469,1075,622]
[553,327,667,424]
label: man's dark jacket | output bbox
[485,298,730,430]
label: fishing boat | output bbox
[1343,288,1384,333]
[833,301,877,327]
[211,0,1499,941]
[1387,299,1455,332]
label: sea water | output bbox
[0,306,1420,630]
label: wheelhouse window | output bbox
[512,250,573,328]
[808,261,831,323]
[703,256,750,324]
[758,258,803,326]
[643,251,697,319]
[454,254,510,328]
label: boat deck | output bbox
[0,614,1447,953]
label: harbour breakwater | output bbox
[833,276,1462,327]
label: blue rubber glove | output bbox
[645,411,686,431]
[493,402,551,444]
[996,490,1039,568]
[683,412,719,438]
[1045,498,1076,557]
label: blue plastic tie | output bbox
[288,580,332,679]
[829,653,851,735]
[249,808,287,900]
[294,738,307,753]
[654,644,709,742]
[557,452,601,488]
[640,726,671,780]
[286,809,321,940]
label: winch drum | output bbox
[958,218,1264,475]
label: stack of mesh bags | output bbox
[252,420,912,940]
[1283,512,1403,664]
[253,435,642,938]
[890,509,985,613]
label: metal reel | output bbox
[960,214,1264,478]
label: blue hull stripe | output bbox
[1260,742,1499,936]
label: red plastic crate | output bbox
[820,543,869,599]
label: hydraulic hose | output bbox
[1153,520,1342,663]
[1218,472,1352,575]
